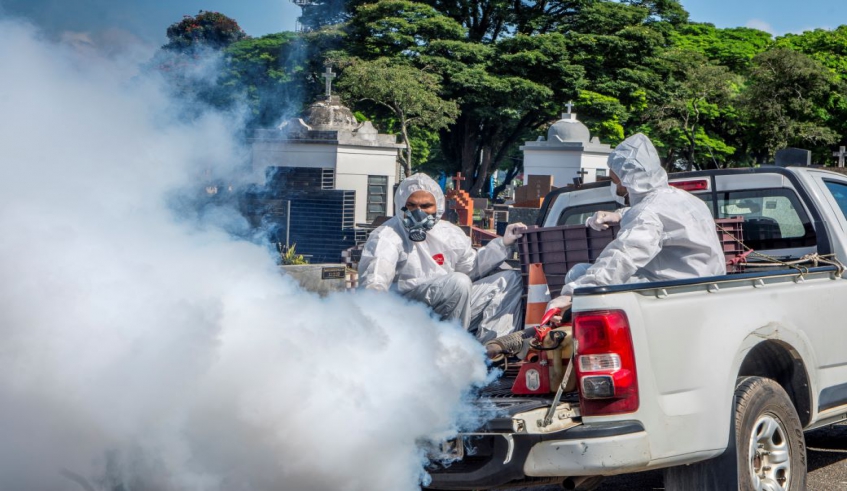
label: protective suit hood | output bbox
[608,133,668,204]
[394,173,445,217]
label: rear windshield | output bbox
[700,188,817,251]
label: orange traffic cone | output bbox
[524,263,551,329]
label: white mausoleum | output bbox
[251,69,404,225]
[521,104,612,187]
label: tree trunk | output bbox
[460,119,478,191]
[662,147,677,171]
[685,124,697,171]
[400,121,412,177]
[491,162,520,201]
[471,145,493,196]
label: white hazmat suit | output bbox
[358,174,523,342]
[555,133,726,301]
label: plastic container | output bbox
[715,217,747,273]
[517,224,620,297]
[518,218,748,296]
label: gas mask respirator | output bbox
[402,207,438,242]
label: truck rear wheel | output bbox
[736,376,806,490]
[665,376,806,490]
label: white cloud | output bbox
[745,18,775,34]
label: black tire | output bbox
[665,376,807,490]
[735,376,806,490]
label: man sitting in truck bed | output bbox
[548,133,727,312]
[358,173,527,342]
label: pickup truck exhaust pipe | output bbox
[561,475,603,490]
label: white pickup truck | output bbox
[426,166,847,491]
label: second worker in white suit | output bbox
[548,133,727,312]
[358,173,525,342]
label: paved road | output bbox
[517,422,847,490]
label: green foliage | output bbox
[742,48,843,162]
[154,3,847,179]
[622,0,689,25]
[279,244,308,265]
[435,31,585,194]
[565,3,669,112]
[349,0,465,56]
[299,0,361,31]
[672,24,773,73]
[163,11,248,51]
[646,50,740,168]
[774,27,847,152]
[336,57,460,175]
[221,32,313,128]
[775,26,847,79]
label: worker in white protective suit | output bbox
[359,173,526,342]
[548,133,726,312]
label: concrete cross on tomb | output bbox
[835,146,847,168]
[562,101,575,119]
[451,172,466,190]
[322,65,336,101]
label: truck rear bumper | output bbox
[426,421,646,489]
[425,432,539,490]
[524,423,651,477]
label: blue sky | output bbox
[0,0,844,45]
[682,0,846,35]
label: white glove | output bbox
[546,295,572,312]
[585,211,622,231]
[502,222,527,246]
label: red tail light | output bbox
[573,310,639,416]
[669,179,709,192]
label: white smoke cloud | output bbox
[0,18,490,491]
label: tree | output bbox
[221,32,328,129]
[575,90,629,145]
[671,24,772,74]
[433,32,585,194]
[152,11,250,120]
[299,0,349,30]
[742,48,842,163]
[336,58,460,176]
[344,0,584,194]
[774,27,847,152]
[162,11,248,52]
[346,0,466,57]
[775,26,847,78]
[647,51,740,169]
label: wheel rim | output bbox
[748,414,791,491]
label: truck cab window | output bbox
[713,189,816,251]
[556,202,618,226]
[823,180,847,220]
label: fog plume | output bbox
[0,18,489,491]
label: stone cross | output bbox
[451,172,466,190]
[562,101,574,119]
[576,168,588,182]
[834,146,847,168]
[322,65,336,101]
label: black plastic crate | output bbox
[518,219,748,296]
[517,224,620,297]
